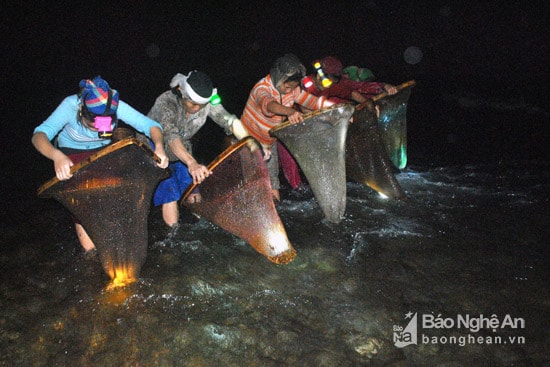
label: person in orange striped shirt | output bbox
[241,53,333,201]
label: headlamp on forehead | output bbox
[302,76,314,89]
[210,93,221,105]
[94,116,114,138]
[184,85,220,106]
[179,72,220,105]
[81,104,117,139]
[313,60,332,88]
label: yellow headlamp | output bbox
[313,60,332,88]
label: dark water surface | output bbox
[1,158,548,366]
[2,71,548,367]
[2,2,548,365]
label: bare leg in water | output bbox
[75,223,96,252]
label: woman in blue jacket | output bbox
[32,76,169,254]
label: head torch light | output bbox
[313,60,333,88]
[210,93,221,105]
[302,76,314,89]
[94,116,115,138]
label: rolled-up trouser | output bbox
[153,161,194,206]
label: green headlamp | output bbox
[210,93,221,105]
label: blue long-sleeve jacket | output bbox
[34,94,162,150]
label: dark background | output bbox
[1,1,548,206]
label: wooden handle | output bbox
[271,80,416,133]
[180,137,259,203]
[356,80,416,111]
[269,102,354,134]
[37,138,159,195]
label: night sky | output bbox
[1,1,548,204]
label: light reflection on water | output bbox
[1,161,547,366]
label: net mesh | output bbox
[37,138,169,285]
[181,138,296,264]
[346,101,406,199]
[376,88,411,169]
[270,104,354,223]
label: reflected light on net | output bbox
[106,264,138,290]
[398,145,407,169]
[266,227,291,254]
[263,227,296,265]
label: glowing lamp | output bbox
[210,93,221,105]
[107,264,138,289]
[94,116,114,138]
[321,77,332,88]
[302,76,314,88]
[312,60,333,88]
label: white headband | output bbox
[170,72,217,105]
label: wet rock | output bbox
[350,335,385,358]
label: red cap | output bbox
[320,56,343,76]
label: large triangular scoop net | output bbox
[372,80,415,170]
[346,81,416,200]
[180,137,296,265]
[37,137,169,288]
[346,102,406,199]
[270,104,355,223]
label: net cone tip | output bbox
[267,248,297,265]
